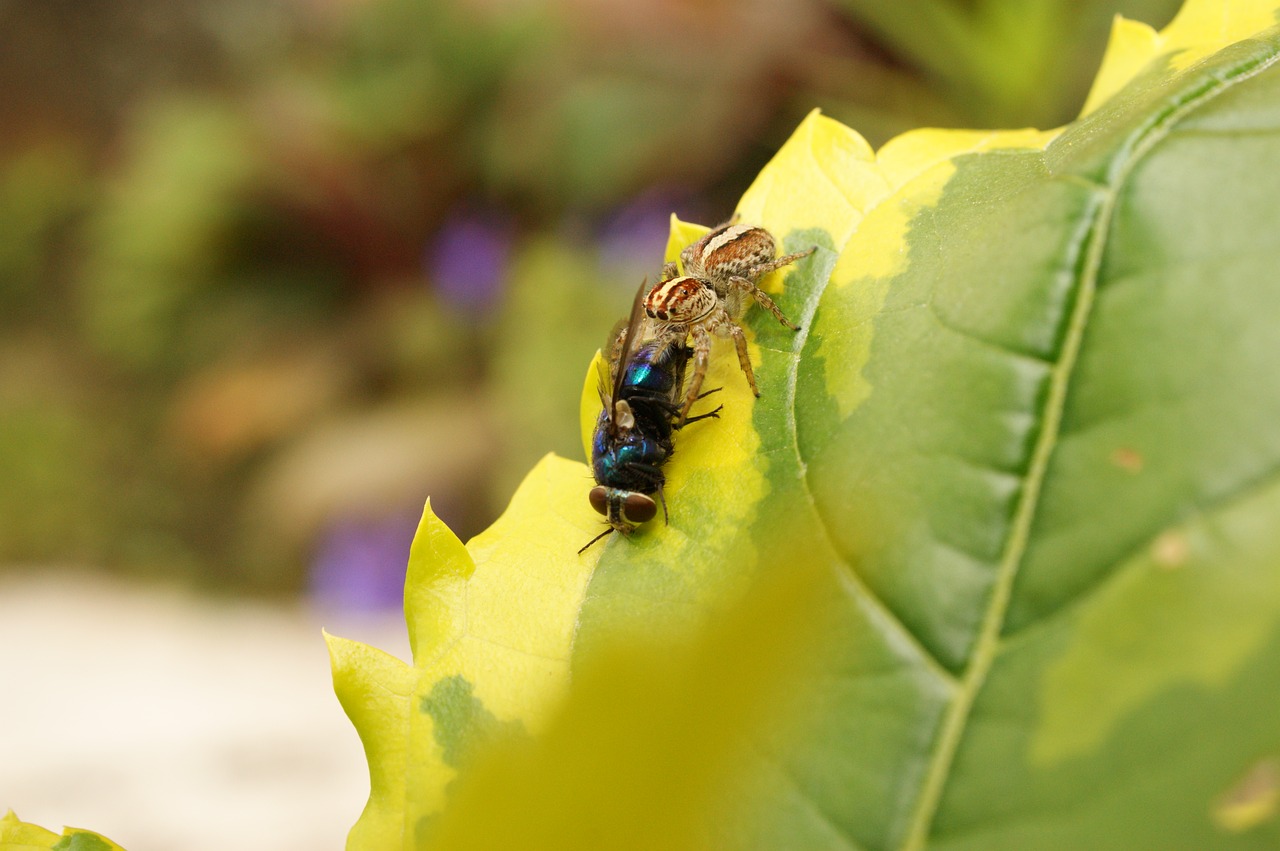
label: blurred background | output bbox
[0,0,1180,847]
[0,0,1183,601]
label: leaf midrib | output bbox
[894,42,1280,851]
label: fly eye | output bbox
[622,493,657,523]
[588,487,609,516]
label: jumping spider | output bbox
[644,219,815,419]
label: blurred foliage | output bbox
[0,0,1179,595]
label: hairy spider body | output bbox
[663,222,815,319]
[642,277,752,421]
[649,220,815,419]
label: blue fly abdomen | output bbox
[623,343,679,398]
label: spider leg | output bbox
[660,260,679,279]
[744,245,816,279]
[723,316,761,397]
[679,325,712,423]
[728,274,800,331]
[678,243,701,277]
[608,324,629,371]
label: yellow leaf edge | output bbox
[0,810,127,851]
[328,454,603,850]
[1082,0,1280,116]
[325,633,416,850]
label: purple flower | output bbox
[597,189,701,276]
[429,207,515,312]
[310,512,419,612]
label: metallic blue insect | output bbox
[579,283,721,554]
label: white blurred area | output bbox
[0,569,410,851]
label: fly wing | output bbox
[668,339,691,405]
[594,352,611,407]
[602,315,627,397]
[607,279,649,436]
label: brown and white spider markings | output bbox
[646,219,815,419]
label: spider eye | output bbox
[622,493,657,523]
[588,487,608,516]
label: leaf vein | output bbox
[1000,454,1280,649]
[755,747,870,851]
[896,41,1280,851]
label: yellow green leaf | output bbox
[422,550,835,851]
[0,811,126,851]
[1082,0,1278,115]
[332,1,1280,847]
[330,456,605,848]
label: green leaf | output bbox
[331,0,1280,847]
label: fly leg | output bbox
[682,402,723,425]
[686,401,727,422]
[577,528,613,555]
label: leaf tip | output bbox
[1080,13,1162,117]
[1080,0,1280,117]
[404,494,476,662]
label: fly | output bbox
[579,282,722,554]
